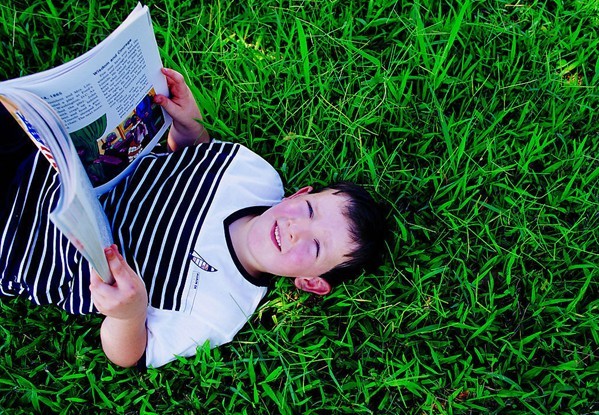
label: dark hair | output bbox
[312,181,388,287]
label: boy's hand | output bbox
[90,244,147,320]
[90,244,148,367]
[154,67,210,151]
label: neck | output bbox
[228,214,260,278]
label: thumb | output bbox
[105,244,128,283]
[154,94,177,113]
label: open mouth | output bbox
[274,223,282,250]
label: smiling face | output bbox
[234,187,356,294]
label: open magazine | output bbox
[0,3,172,283]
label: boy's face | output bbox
[243,187,355,294]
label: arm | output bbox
[90,245,148,367]
[154,68,210,151]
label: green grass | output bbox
[1,0,598,413]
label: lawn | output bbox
[0,0,597,413]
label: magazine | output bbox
[0,3,172,284]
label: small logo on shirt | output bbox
[189,251,217,272]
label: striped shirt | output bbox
[1,141,284,366]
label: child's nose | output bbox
[288,218,310,241]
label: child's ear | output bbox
[293,276,331,296]
[285,186,313,199]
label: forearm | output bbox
[100,312,147,367]
[156,68,210,151]
[91,245,149,367]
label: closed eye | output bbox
[306,200,314,218]
[307,201,319,257]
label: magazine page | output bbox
[0,92,114,284]
[0,3,171,195]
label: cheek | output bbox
[285,247,312,269]
[275,200,305,216]
[285,252,304,268]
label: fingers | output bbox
[90,268,114,313]
[90,273,105,291]
[90,247,120,301]
[160,68,187,98]
[104,244,127,281]
[90,244,148,319]
[160,68,193,101]
[158,67,208,149]
[104,245,144,290]
[90,245,137,295]
[153,94,177,115]
[161,67,185,85]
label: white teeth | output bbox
[274,225,281,249]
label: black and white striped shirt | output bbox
[1,141,284,366]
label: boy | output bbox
[1,69,387,368]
